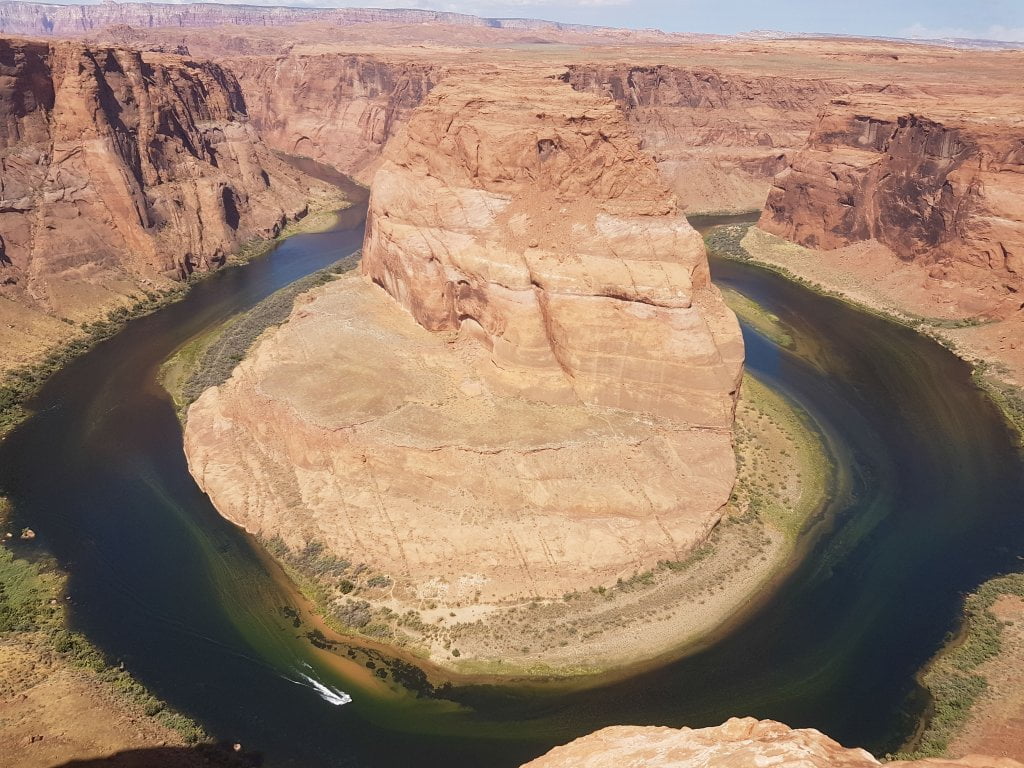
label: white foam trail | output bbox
[305,675,353,706]
[287,670,353,706]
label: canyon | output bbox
[0,37,341,376]
[0,5,1022,768]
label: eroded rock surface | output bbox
[565,65,861,213]
[761,94,1024,316]
[362,70,743,427]
[0,37,337,373]
[184,70,743,663]
[224,54,442,182]
[520,718,1024,768]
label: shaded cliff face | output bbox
[760,96,1024,309]
[0,37,336,371]
[564,65,857,212]
[184,70,742,666]
[520,718,1024,768]
[224,54,442,182]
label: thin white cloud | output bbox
[903,22,1024,42]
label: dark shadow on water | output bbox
[50,743,262,768]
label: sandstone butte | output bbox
[72,17,1024,374]
[520,719,1024,768]
[0,37,338,376]
[183,69,744,653]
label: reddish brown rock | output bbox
[0,37,337,372]
[760,94,1024,316]
[564,65,862,212]
[223,53,442,182]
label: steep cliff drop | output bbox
[753,93,1024,384]
[0,38,339,376]
[520,719,1024,768]
[222,54,442,183]
[565,65,857,213]
[184,69,743,672]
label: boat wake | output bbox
[288,667,353,706]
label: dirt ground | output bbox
[0,636,188,768]
[950,595,1024,762]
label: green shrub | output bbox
[901,573,1024,758]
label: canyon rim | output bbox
[1,4,1023,768]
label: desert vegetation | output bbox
[894,573,1024,759]
[251,369,831,676]
[0,286,187,436]
[1,505,207,745]
[163,252,360,413]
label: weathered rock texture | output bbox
[184,71,743,654]
[223,54,442,182]
[760,94,1024,316]
[362,70,743,426]
[521,718,1024,768]
[565,65,859,212]
[0,37,336,372]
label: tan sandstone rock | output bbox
[520,718,1024,768]
[184,70,743,663]
[362,69,743,427]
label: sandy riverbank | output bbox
[733,227,1024,442]
[420,372,833,677]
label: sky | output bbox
[73,0,1024,40]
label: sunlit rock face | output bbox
[184,69,743,650]
[362,69,744,427]
[520,718,1024,768]
[0,37,334,371]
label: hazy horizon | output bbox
[29,0,1024,42]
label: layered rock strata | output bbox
[223,54,442,182]
[361,70,743,426]
[760,94,1024,317]
[520,718,1023,768]
[184,70,743,652]
[0,2,613,37]
[565,65,858,212]
[0,38,337,371]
